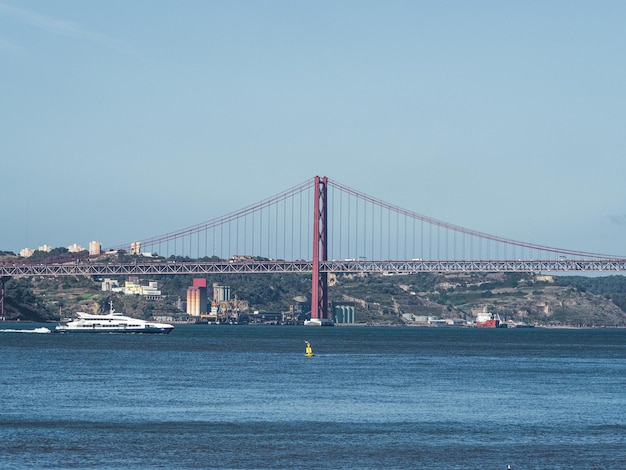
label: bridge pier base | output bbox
[1,277,6,321]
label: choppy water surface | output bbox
[1,325,625,469]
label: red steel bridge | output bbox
[2,176,626,321]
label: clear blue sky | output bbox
[2,1,625,257]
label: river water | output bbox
[1,325,625,469]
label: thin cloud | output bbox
[608,214,626,227]
[0,1,128,53]
[0,35,22,56]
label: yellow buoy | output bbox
[304,340,314,357]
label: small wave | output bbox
[0,327,52,334]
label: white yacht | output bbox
[304,318,334,327]
[55,302,174,334]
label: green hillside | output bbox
[3,270,626,327]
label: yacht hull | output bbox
[54,326,173,334]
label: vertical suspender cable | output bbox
[379,204,382,259]
[267,204,270,258]
[355,195,358,259]
[370,203,376,259]
[339,189,343,259]
[346,194,352,258]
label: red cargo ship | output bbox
[475,312,501,328]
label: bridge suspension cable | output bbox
[108,176,622,263]
[110,178,315,261]
[325,179,621,261]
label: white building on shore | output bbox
[102,277,162,300]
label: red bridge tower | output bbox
[310,176,329,324]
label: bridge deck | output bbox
[2,259,626,277]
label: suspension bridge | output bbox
[2,176,626,321]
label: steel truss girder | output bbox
[323,260,626,273]
[2,259,626,278]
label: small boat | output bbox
[304,340,314,357]
[304,318,334,326]
[55,302,174,334]
[33,327,52,333]
[0,327,51,334]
